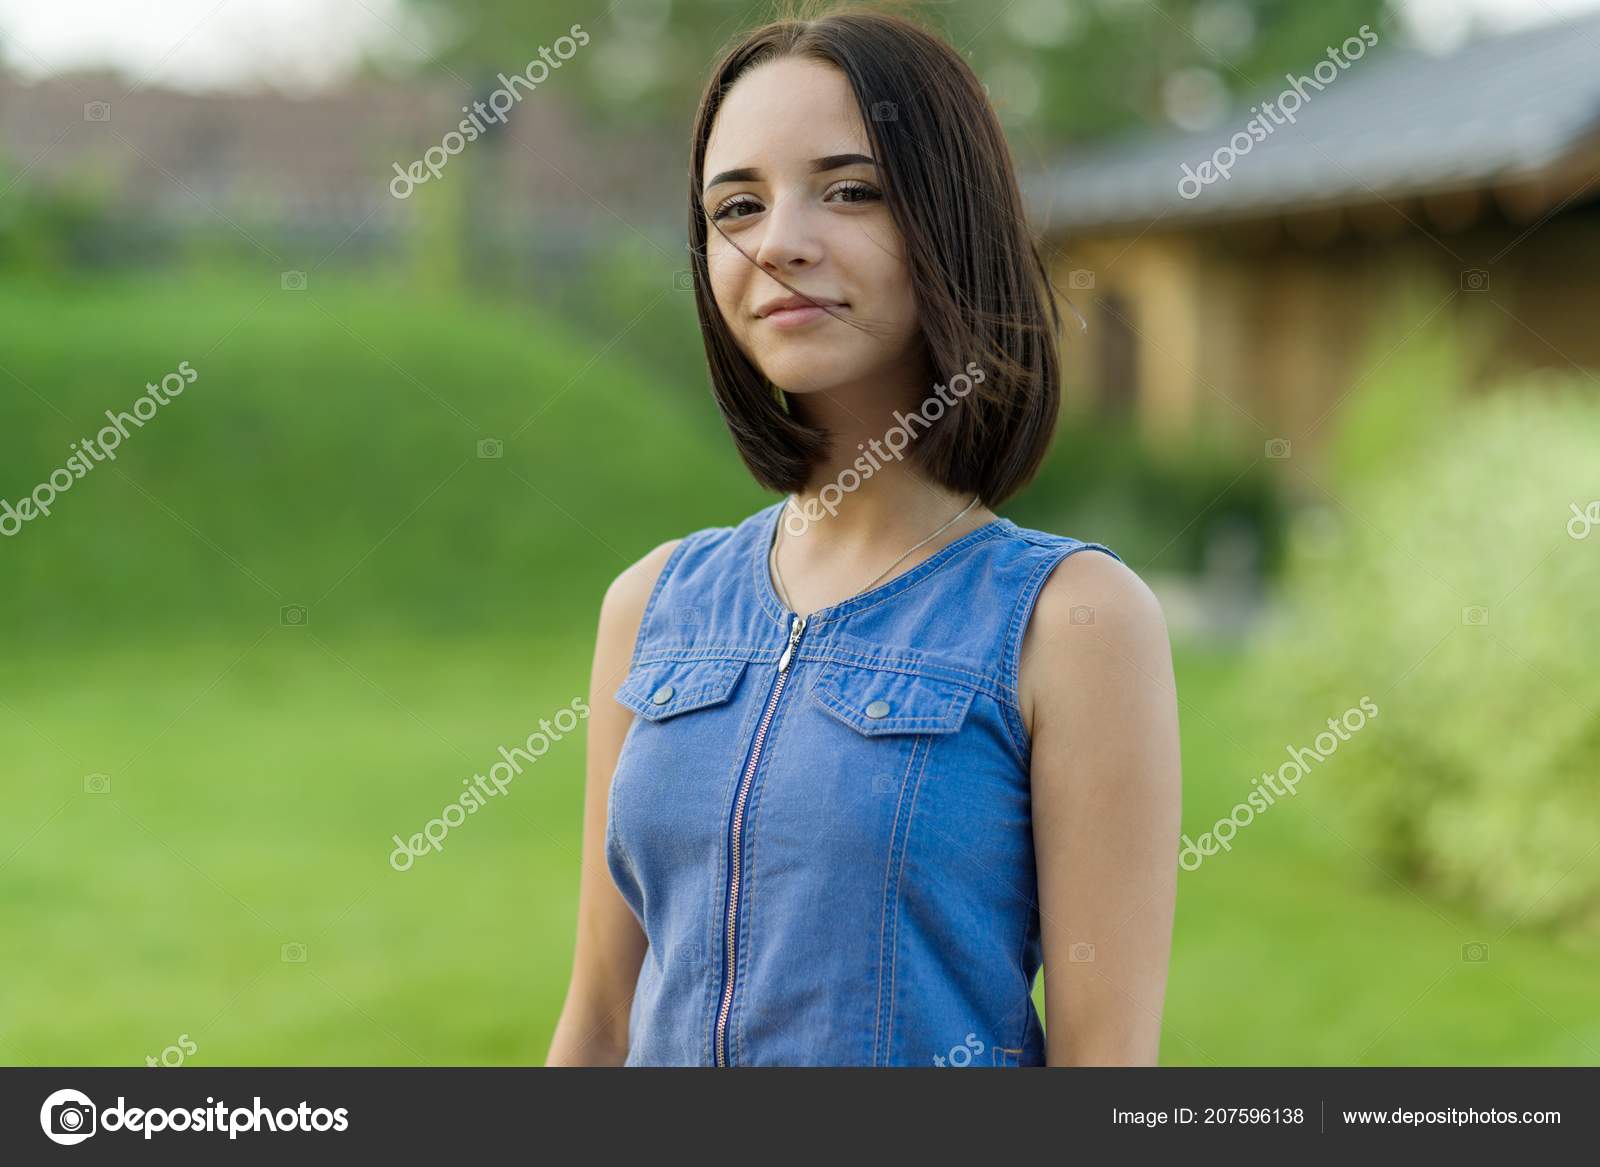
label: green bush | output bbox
[0,167,119,271]
[1009,414,1288,576]
[1244,376,1600,938]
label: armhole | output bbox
[624,532,701,674]
[999,539,1123,764]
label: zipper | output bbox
[714,611,805,1067]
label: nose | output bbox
[752,189,823,274]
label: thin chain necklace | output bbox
[768,494,982,617]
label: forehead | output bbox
[703,57,869,178]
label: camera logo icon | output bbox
[477,438,503,459]
[1266,437,1292,459]
[40,1088,97,1145]
[673,270,694,291]
[1069,604,1095,627]
[84,102,111,122]
[84,773,111,794]
[280,604,308,627]
[1460,269,1489,292]
[870,101,897,122]
[1067,268,1095,290]
[282,941,308,963]
[281,270,308,291]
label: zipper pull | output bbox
[776,614,805,673]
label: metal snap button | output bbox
[865,699,891,719]
[651,684,675,704]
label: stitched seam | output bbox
[998,542,1120,767]
[997,551,1063,766]
[807,524,1011,625]
[883,733,934,1065]
[873,736,918,1066]
[756,510,1008,628]
[708,663,771,1067]
[635,648,1007,704]
[731,663,798,1067]
[628,531,705,673]
[1001,539,1125,697]
[1016,890,1037,1056]
[635,645,772,662]
[620,671,745,718]
[816,694,972,733]
[805,651,1003,698]
[749,501,790,627]
[604,768,639,899]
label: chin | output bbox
[767,368,858,397]
[755,350,875,397]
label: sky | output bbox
[1,0,1599,94]
[0,0,429,93]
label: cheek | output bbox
[706,241,747,318]
[850,226,917,327]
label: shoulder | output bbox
[1016,537,1172,738]
[1033,543,1166,646]
[595,503,776,655]
[601,539,684,627]
[595,539,683,669]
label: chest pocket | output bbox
[810,662,976,737]
[608,656,753,900]
[795,662,981,834]
[615,657,748,721]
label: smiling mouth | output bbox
[761,302,847,328]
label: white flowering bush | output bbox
[1245,376,1600,937]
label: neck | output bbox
[781,363,988,552]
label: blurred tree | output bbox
[398,0,1396,143]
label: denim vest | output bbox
[605,500,1121,1066]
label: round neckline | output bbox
[752,498,1013,627]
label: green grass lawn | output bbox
[0,633,597,1066]
[3,635,1595,1065]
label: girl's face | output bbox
[701,57,924,398]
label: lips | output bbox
[761,303,841,330]
[756,295,846,319]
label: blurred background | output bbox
[1,0,1596,1066]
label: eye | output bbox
[825,180,882,206]
[710,193,763,223]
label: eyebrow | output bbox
[703,153,878,193]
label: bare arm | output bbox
[1021,549,1181,1066]
[545,540,681,1065]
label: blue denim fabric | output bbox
[605,500,1121,1066]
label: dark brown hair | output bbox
[687,3,1063,506]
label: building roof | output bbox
[1024,14,1600,233]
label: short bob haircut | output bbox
[687,4,1064,508]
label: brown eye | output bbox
[826,180,881,205]
[711,194,763,222]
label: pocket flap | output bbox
[811,664,976,736]
[616,657,747,721]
